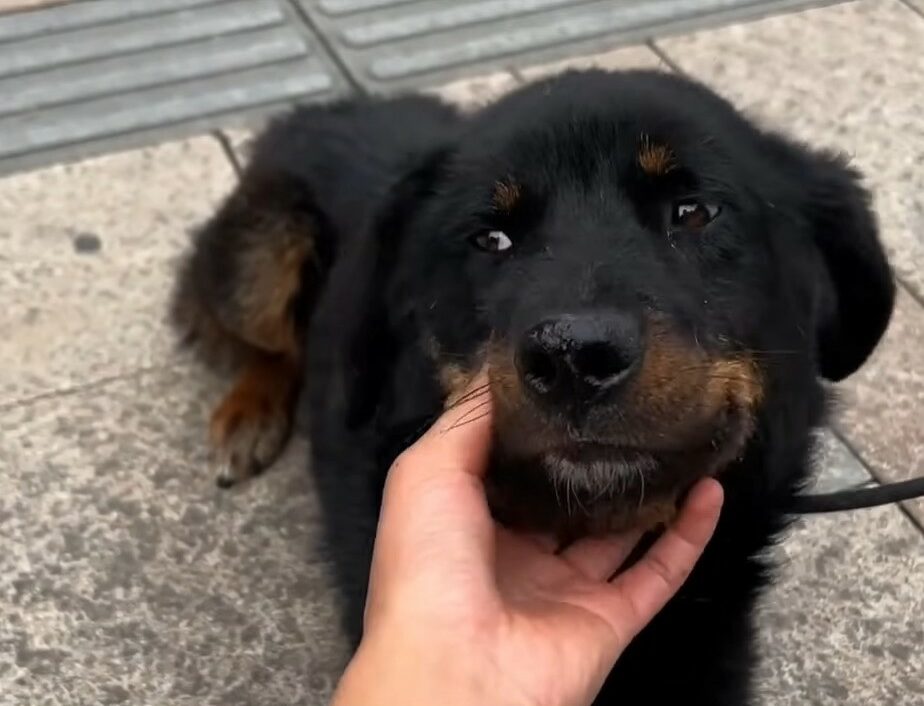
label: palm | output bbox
[483,529,647,706]
[495,528,638,625]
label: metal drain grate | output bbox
[0,0,348,174]
[298,0,842,93]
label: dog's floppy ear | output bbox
[805,153,895,380]
[767,136,896,381]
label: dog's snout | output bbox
[516,312,642,407]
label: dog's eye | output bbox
[471,229,513,253]
[672,200,720,230]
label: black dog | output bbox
[172,69,894,704]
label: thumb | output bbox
[377,371,495,540]
[597,478,724,647]
[392,371,494,482]
[370,371,496,591]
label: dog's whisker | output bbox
[738,348,801,356]
[656,364,758,380]
[451,380,492,398]
[445,409,492,432]
[636,466,646,510]
[449,398,492,425]
[566,476,576,517]
[573,482,588,516]
[445,384,492,411]
[445,390,491,413]
[591,473,612,503]
[699,374,762,383]
[552,474,564,509]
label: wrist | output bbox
[331,630,491,706]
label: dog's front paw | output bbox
[208,355,299,488]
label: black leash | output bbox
[788,477,924,514]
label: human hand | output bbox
[331,375,724,706]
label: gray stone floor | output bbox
[1,1,923,705]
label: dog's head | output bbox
[387,70,894,535]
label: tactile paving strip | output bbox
[298,0,842,93]
[0,0,348,174]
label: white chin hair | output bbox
[543,452,658,496]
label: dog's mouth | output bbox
[484,398,756,538]
[543,442,659,473]
[437,327,762,539]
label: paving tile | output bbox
[0,0,347,175]
[517,43,666,79]
[222,70,523,171]
[810,429,873,493]
[300,0,837,94]
[0,0,66,13]
[0,136,236,406]
[426,70,520,110]
[757,450,924,705]
[0,362,350,706]
[221,127,257,170]
[0,0,211,40]
[654,0,924,302]
[834,287,924,525]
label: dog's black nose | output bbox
[516,312,642,407]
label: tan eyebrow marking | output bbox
[492,180,521,212]
[638,135,676,176]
